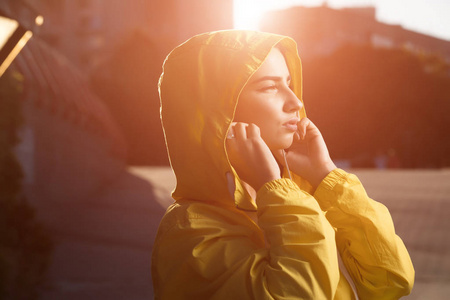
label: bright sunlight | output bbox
[233,0,275,30]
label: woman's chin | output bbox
[268,137,294,151]
[283,134,296,149]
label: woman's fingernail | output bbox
[227,126,235,139]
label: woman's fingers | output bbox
[298,117,312,140]
[246,123,261,138]
[227,118,334,191]
[233,122,248,139]
[284,117,337,189]
[226,122,281,191]
[227,122,261,140]
[294,130,301,142]
[226,122,236,139]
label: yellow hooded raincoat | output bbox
[152,30,414,299]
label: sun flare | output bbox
[233,0,274,30]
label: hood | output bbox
[159,30,306,211]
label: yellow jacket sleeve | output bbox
[314,169,415,299]
[152,178,341,299]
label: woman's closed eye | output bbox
[259,85,277,92]
[258,82,293,93]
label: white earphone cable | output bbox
[282,150,292,181]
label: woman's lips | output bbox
[283,118,299,132]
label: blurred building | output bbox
[12,35,128,203]
[24,0,233,166]
[32,0,233,73]
[261,5,450,63]
[0,0,127,203]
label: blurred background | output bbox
[0,0,449,299]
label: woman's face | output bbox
[234,47,303,151]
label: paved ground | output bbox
[35,167,450,299]
[352,169,450,299]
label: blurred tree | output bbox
[90,30,170,165]
[303,44,450,168]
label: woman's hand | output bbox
[226,122,281,191]
[274,118,336,190]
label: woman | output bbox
[152,30,414,299]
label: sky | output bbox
[234,0,450,41]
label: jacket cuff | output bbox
[313,168,349,211]
[257,178,299,194]
[256,178,303,205]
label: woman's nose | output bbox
[284,88,303,112]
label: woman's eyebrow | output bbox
[250,75,291,85]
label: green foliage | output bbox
[303,45,450,168]
[0,69,53,299]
